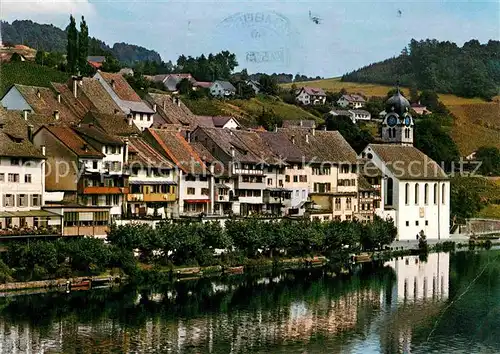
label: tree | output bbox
[257,108,282,131]
[10,53,23,62]
[324,115,373,153]
[78,16,89,74]
[101,53,121,72]
[125,72,150,98]
[66,15,78,74]
[176,78,193,94]
[475,146,500,176]
[258,74,278,95]
[409,84,419,103]
[233,81,256,99]
[35,49,45,65]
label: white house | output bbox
[0,120,59,232]
[360,90,450,240]
[210,81,236,98]
[330,109,371,124]
[245,80,261,94]
[94,71,155,131]
[295,87,326,105]
[337,94,366,109]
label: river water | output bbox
[0,250,499,354]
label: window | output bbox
[341,164,349,173]
[424,183,429,205]
[93,161,98,169]
[201,188,209,196]
[441,184,446,205]
[199,176,208,182]
[253,190,261,197]
[24,174,32,183]
[434,183,438,204]
[278,180,283,187]
[406,221,409,226]
[416,220,419,226]
[313,183,331,193]
[299,175,307,183]
[346,215,352,220]
[346,198,352,210]
[8,173,20,183]
[285,175,290,182]
[0,173,4,182]
[293,175,298,183]
[425,220,429,226]
[335,198,341,210]
[267,178,273,186]
[4,194,15,207]
[187,187,195,195]
[415,183,419,205]
[295,190,299,197]
[302,190,306,199]
[185,175,196,181]
[10,158,20,166]
[405,183,410,205]
[31,194,41,206]
[386,178,393,206]
[18,194,27,207]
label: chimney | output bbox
[23,109,29,121]
[305,133,309,144]
[83,143,88,152]
[111,79,116,90]
[124,138,129,163]
[57,92,61,103]
[230,146,235,157]
[299,120,303,127]
[72,77,78,98]
[53,110,60,120]
[186,131,191,143]
[291,135,295,144]
[163,99,166,110]
[323,125,327,131]
[36,90,41,98]
[153,103,157,112]
[114,109,119,114]
[41,145,46,156]
[127,114,133,126]
[274,125,278,133]
[177,99,181,107]
[312,127,315,136]
[27,124,34,142]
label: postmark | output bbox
[216,11,296,69]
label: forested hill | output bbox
[0,20,161,65]
[342,39,500,100]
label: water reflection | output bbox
[0,251,498,353]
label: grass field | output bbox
[184,95,319,127]
[0,61,70,96]
[285,77,500,155]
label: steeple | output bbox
[381,85,414,146]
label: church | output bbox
[360,89,450,240]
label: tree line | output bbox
[342,39,499,100]
[0,218,397,283]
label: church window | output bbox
[415,183,419,205]
[442,184,446,205]
[424,183,429,204]
[386,178,394,205]
[433,183,438,204]
[405,183,410,205]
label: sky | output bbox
[1,0,499,77]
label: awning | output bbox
[184,199,210,204]
[265,187,292,192]
[129,180,177,185]
[215,183,231,189]
[0,210,61,218]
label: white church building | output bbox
[360,89,450,240]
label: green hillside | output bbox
[183,95,319,127]
[0,61,70,96]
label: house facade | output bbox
[295,87,326,105]
[210,81,236,98]
[337,94,366,109]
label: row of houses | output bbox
[0,71,449,241]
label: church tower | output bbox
[381,88,414,146]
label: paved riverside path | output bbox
[390,234,470,250]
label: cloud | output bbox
[1,0,95,20]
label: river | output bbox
[0,250,498,353]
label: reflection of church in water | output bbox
[380,252,450,353]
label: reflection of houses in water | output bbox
[384,252,450,304]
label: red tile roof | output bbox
[42,125,104,158]
[98,71,141,102]
[301,87,326,96]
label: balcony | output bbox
[144,193,176,202]
[83,186,129,194]
[234,168,264,175]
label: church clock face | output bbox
[404,116,412,126]
[387,115,398,127]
